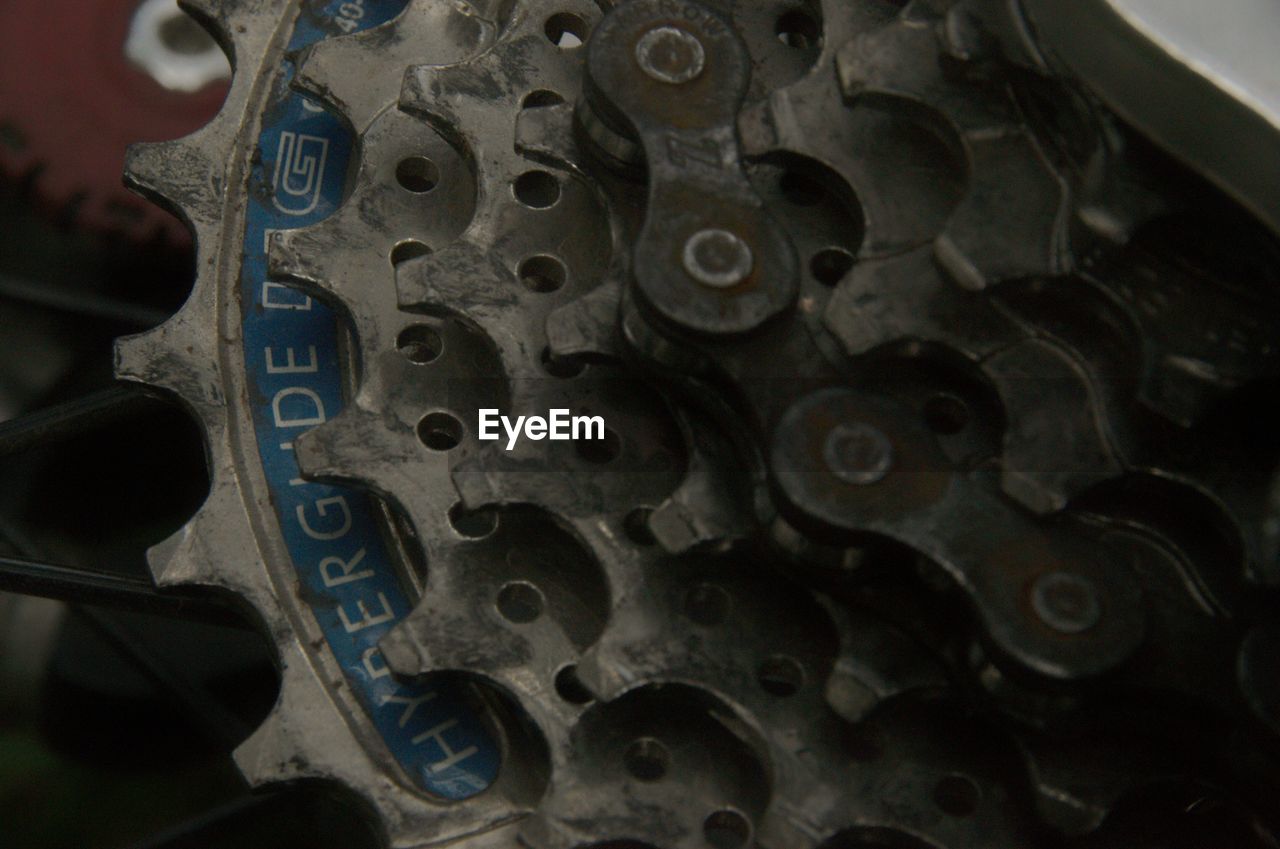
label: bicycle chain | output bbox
[118,0,1280,846]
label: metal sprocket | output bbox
[118,0,1280,847]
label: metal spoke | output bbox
[0,270,171,327]
[125,795,279,849]
[0,384,168,457]
[78,606,254,749]
[0,553,249,630]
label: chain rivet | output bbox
[824,422,893,485]
[635,25,706,84]
[1031,571,1101,634]
[682,228,753,288]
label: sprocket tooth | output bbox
[380,594,579,725]
[146,480,251,590]
[986,338,1127,513]
[126,0,284,234]
[123,137,224,230]
[233,701,298,787]
[235,639,521,842]
[266,226,336,293]
[396,240,506,310]
[545,280,622,360]
[234,643,377,789]
[648,413,756,555]
[822,246,1021,359]
[395,0,604,164]
[114,306,222,403]
[294,0,496,131]
[514,102,584,174]
[648,471,748,555]
[836,10,1079,289]
[145,455,289,638]
[821,599,948,724]
[934,130,1073,290]
[295,403,428,491]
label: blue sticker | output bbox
[238,0,501,799]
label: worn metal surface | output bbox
[116,0,1280,846]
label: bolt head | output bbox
[682,229,753,288]
[824,423,893,485]
[635,25,706,85]
[1031,571,1101,634]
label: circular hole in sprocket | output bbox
[775,9,821,50]
[496,580,545,624]
[933,774,981,817]
[624,737,670,782]
[519,255,567,292]
[545,12,588,48]
[513,170,562,208]
[416,412,463,451]
[757,654,804,697]
[554,664,594,705]
[703,809,751,849]
[396,156,439,193]
[396,324,442,364]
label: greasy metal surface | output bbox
[115,0,1280,846]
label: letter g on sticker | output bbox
[272,131,329,217]
[296,495,352,541]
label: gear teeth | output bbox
[836,12,1077,289]
[112,0,472,827]
[294,403,434,495]
[514,102,586,175]
[823,247,1020,359]
[123,137,225,231]
[146,476,258,591]
[268,97,482,362]
[125,0,286,230]
[986,338,1127,513]
[294,0,498,131]
[381,593,581,727]
[236,639,523,842]
[115,298,223,402]
[545,280,622,360]
[117,0,282,591]
[647,416,756,555]
[118,0,285,398]
[234,641,371,786]
[265,228,325,287]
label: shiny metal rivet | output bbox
[1031,571,1101,634]
[682,229,753,288]
[635,26,706,85]
[823,423,893,485]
